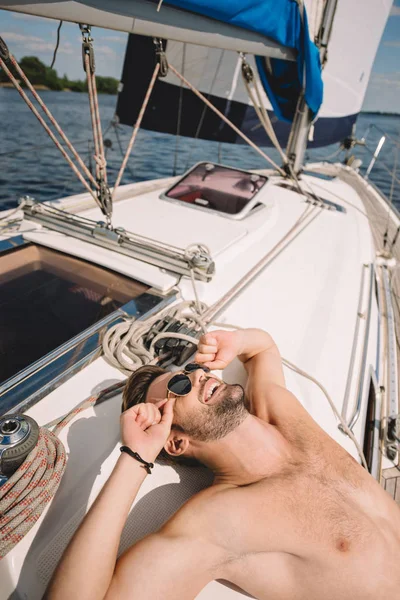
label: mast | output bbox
[286,0,338,174]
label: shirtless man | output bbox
[46,328,400,600]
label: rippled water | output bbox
[0,88,399,210]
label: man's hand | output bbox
[120,399,175,463]
[47,400,176,600]
[195,330,243,370]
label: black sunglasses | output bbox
[167,363,210,398]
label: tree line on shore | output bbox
[0,56,119,94]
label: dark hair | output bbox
[122,364,166,413]
[121,365,201,467]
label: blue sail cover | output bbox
[164,0,323,122]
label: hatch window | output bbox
[0,245,148,384]
[161,162,267,219]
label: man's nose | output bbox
[191,368,205,388]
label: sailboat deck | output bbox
[314,164,400,502]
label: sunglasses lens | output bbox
[168,374,192,396]
[185,363,210,373]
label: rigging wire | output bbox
[184,48,225,171]
[112,62,160,198]
[173,43,186,177]
[113,123,136,180]
[388,131,400,251]
[168,63,286,176]
[240,55,288,167]
[50,20,63,69]
[0,47,100,204]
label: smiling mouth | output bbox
[203,378,223,404]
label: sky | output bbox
[0,2,399,113]
[363,0,400,112]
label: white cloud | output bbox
[390,5,400,16]
[1,32,43,43]
[99,35,127,44]
[0,31,74,55]
[94,45,117,57]
[12,12,55,23]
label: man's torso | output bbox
[172,429,400,599]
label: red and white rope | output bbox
[112,62,160,199]
[84,53,107,185]
[0,428,66,560]
[0,391,102,559]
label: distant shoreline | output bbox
[0,56,119,94]
[361,110,400,117]
[0,82,117,94]
[0,81,398,111]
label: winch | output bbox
[0,415,39,487]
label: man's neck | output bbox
[192,415,293,486]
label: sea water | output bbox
[0,88,399,210]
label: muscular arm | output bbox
[45,454,147,600]
[105,528,220,600]
[196,329,319,432]
[45,399,176,600]
[236,328,285,385]
[196,328,285,419]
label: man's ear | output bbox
[164,430,190,457]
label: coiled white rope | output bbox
[102,299,206,375]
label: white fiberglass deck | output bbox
[0,166,382,599]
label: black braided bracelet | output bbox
[120,446,154,474]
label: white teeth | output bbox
[206,382,219,400]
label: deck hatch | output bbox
[0,244,148,385]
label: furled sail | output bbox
[0,0,296,59]
[0,0,324,121]
[116,0,392,148]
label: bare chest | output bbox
[211,474,400,599]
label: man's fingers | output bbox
[154,399,168,409]
[197,342,218,355]
[203,359,226,370]
[160,398,175,427]
[199,333,218,347]
[195,352,216,363]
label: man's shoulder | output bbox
[162,478,285,545]
[162,483,239,541]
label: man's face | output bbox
[146,368,248,442]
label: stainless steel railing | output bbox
[359,123,400,189]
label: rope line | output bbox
[168,63,286,176]
[0,428,66,559]
[241,58,288,167]
[84,52,103,183]
[9,54,98,190]
[112,63,160,199]
[173,43,186,177]
[0,55,99,205]
[184,48,225,172]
